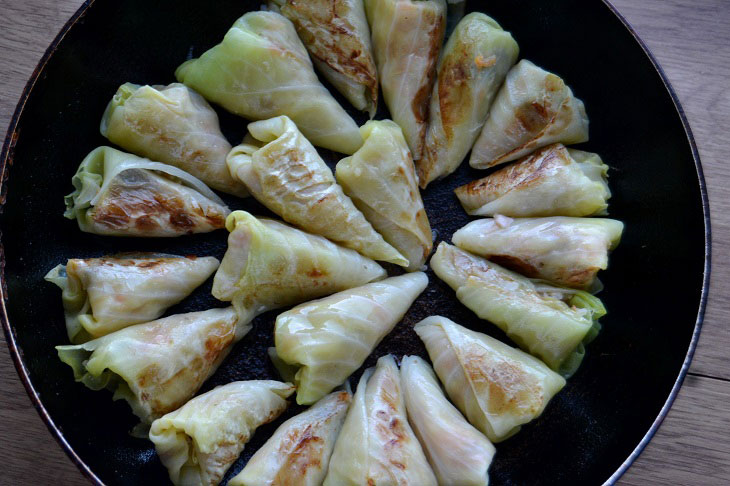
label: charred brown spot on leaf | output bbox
[438,45,474,134]
[306,268,326,278]
[489,254,540,278]
[275,424,327,482]
[515,101,552,132]
[411,12,445,125]
[136,259,163,269]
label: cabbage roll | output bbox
[365,0,447,159]
[431,243,605,376]
[227,116,406,266]
[64,147,229,237]
[100,83,247,197]
[273,272,428,404]
[270,0,378,116]
[469,60,589,169]
[453,216,624,290]
[415,316,566,442]
[229,390,351,486]
[175,11,362,155]
[401,355,495,485]
[456,143,611,217]
[324,355,437,486]
[45,254,219,343]
[149,381,294,486]
[56,307,247,425]
[418,13,519,187]
[336,120,432,271]
[212,211,386,322]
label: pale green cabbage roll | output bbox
[431,243,606,376]
[64,147,229,237]
[270,0,378,116]
[175,11,362,154]
[212,211,386,322]
[229,390,351,486]
[272,272,428,405]
[324,355,437,486]
[336,120,432,271]
[227,116,406,266]
[100,83,247,197]
[415,316,566,442]
[453,217,624,290]
[401,355,496,486]
[56,307,247,425]
[149,381,294,486]
[365,0,447,159]
[45,254,219,343]
[456,143,611,217]
[470,60,589,169]
[418,13,519,187]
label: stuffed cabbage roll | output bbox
[324,355,438,486]
[227,116,406,266]
[149,381,294,486]
[336,120,432,271]
[56,307,246,425]
[431,243,605,376]
[212,211,386,322]
[175,11,362,155]
[365,0,447,159]
[415,316,566,442]
[229,390,351,486]
[401,355,495,485]
[64,147,229,237]
[456,143,611,217]
[100,83,247,197]
[270,0,378,116]
[45,254,219,343]
[273,272,428,404]
[418,13,519,187]
[469,60,589,169]
[453,216,624,290]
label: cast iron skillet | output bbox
[0,0,710,484]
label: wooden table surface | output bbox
[0,1,728,485]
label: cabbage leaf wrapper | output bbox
[336,120,432,271]
[469,60,589,169]
[456,143,611,217]
[324,355,438,486]
[401,355,496,485]
[45,253,219,343]
[453,217,624,290]
[365,0,447,159]
[270,0,378,116]
[64,146,229,237]
[212,211,386,323]
[227,116,406,266]
[56,307,249,426]
[100,82,247,197]
[272,272,428,405]
[149,381,294,486]
[175,11,362,155]
[415,316,566,442]
[431,243,606,376]
[229,390,351,486]
[418,13,519,187]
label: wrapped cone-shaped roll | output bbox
[415,316,566,442]
[212,211,386,321]
[45,254,219,343]
[469,60,589,170]
[56,307,249,425]
[175,11,362,154]
[336,120,432,271]
[324,355,438,486]
[100,83,247,197]
[229,390,351,486]
[227,116,407,266]
[150,381,294,486]
[273,272,428,404]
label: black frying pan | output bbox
[0,0,710,484]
